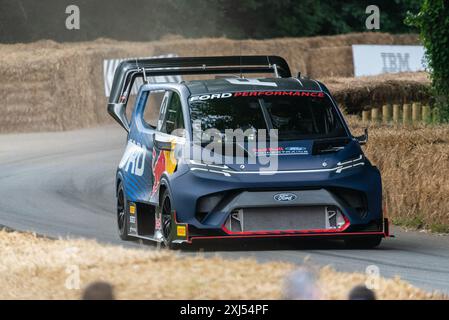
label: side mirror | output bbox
[154,137,173,151]
[355,128,368,145]
[172,128,186,138]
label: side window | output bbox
[143,90,165,128]
[160,91,185,135]
[157,93,169,131]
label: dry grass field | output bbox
[0,229,445,300]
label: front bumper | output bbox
[171,217,390,244]
[167,162,387,244]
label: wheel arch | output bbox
[158,176,172,205]
[116,170,125,196]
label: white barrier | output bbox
[352,45,426,77]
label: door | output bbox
[151,90,186,201]
[121,89,167,204]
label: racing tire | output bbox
[117,181,132,241]
[344,236,382,249]
[160,189,180,250]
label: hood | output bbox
[222,138,363,172]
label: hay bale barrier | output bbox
[369,126,449,232]
[325,72,431,114]
[347,121,449,232]
[0,32,421,133]
[0,229,445,300]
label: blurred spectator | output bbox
[348,285,376,300]
[82,281,115,300]
[282,268,321,300]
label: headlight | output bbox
[187,159,232,177]
[335,155,365,173]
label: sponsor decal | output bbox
[252,146,309,156]
[284,146,309,155]
[226,78,278,87]
[352,45,426,77]
[155,213,162,230]
[119,139,146,176]
[151,140,178,194]
[273,193,298,202]
[252,147,283,155]
[233,91,325,98]
[189,91,325,101]
[189,93,233,102]
[151,149,166,194]
[129,203,136,215]
[150,137,180,200]
[129,202,137,227]
[177,225,187,237]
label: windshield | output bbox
[189,91,347,141]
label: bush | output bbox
[406,0,449,121]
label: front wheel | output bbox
[344,236,382,249]
[117,181,131,241]
[160,189,179,249]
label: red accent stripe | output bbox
[384,218,391,237]
[189,231,385,243]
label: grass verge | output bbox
[348,120,449,233]
[0,229,445,300]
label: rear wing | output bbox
[107,55,292,131]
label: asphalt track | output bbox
[1,126,448,294]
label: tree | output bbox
[407,0,449,121]
[0,0,423,43]
[216,0,421,39]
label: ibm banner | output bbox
[352,45,426,77]
[103,54,181,97]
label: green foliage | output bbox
[406,0,449,121]
[430,223,449,234]
[0,0,422,43]
[216,0,421,39]
[392,216,425,229]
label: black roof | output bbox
[184,77,323,95]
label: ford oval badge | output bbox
[273,193,297,202]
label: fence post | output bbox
[412,102,422,123]
[382,104,392,123]
[371,107,380,123]
[422,105,431,124]
[362,110,370,122]
[432,108,441,123]
[393,104,401,123]
[403,103,412,125]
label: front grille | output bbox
[224,205,345,233]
